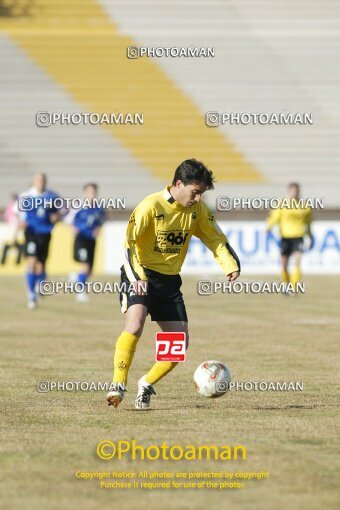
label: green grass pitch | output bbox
[1,275,339,510]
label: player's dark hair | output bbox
[83,183,98,191]
[172,159,215,190]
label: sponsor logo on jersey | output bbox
[154,230,190,253]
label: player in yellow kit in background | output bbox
[107,159,240,410]
[266,182,313,292]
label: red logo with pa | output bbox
[155,332,186,362]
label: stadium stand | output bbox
[0,0,339,208]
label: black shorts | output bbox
[281,237,304,257]
[119,266,188,322]
[24,229,51,263]
[74,234,96,267]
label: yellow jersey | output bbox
[267,199,312,238]
[123,187,240,281]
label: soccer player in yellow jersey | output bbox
[267,182,313,291]
[107,159,240,409]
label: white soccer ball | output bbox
[194,360,231,398]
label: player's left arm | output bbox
[306,207,312,235]
[305,207,314,249]
[92,208,106,238]
[194,203,240,280]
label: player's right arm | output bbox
[13,191,29,229]
[124,201,152,294]
[47,191,65,224]
[266,207,281,232]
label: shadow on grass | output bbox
[120,402,337,412]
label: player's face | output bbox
[84,186,97,200]
[33,174,46,193]
[176,181,207,207]
[288,185,300,199]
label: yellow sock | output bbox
[145,361,178,385]
[281,269,290,283]
[291,267,302,290]
[113,331,139,385]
